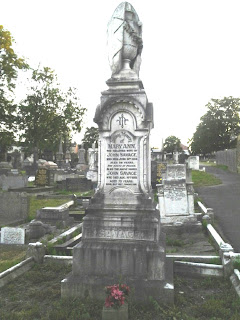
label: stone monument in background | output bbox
[76,144,88,173]
[86,143,98,183]
[56,136,64,168]
[62,2,173,303]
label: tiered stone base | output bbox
[61,235,174,303]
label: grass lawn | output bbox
[28,196,71,221]
[201,161,229,171]
[28,189,95,221]
[0,262,239,319]
[192,170,222,187]
[0,245,27,273]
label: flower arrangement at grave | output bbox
[104,284,130,309]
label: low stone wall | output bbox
[0,192,29,225]
[57,178,92,192]
[230,269,240,297]
[0,257,34,288]
[49,222,82,244]
[44,255,73,265]
[2,175,28,191]
[174,261,223,277]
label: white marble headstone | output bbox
[1,227,25,244]
[164,181,188,215]
[166,164,186,180]
[188,156,199,170]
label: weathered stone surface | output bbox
[102,304,128,320]
[157,164,196,225]
[26,242,45,263]
[0,192,29,225]
[1,227,25,244]
[78,146,86,164]
[86,147,98,182]
[61,2,173,304]
[107,2,143,79]
[27,220,54,240]
[36,205,74,228]
[94,93,153,207]
[188,156,199,170]
[2,175,28,191]
[86,170,98,182]
[88,147,97,171]
[163,179,189,214]
[166,164,187,180]
[56,177,92,192]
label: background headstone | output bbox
[187,156,199,170]
[0,192,29,225]
[1,227,25,244]
[35,168,49,186]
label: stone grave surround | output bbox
[61,2,173,304]
[36,204,74,228]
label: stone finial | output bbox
[107,2,143,80]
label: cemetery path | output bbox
[196,165,240,252]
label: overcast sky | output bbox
[2,0,240,147]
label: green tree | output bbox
[17,66,86,158]
[163,135,181,154]
[0,25,28,159]
[82,126,99,150]
[190,97,240,155]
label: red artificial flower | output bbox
[104,284,129,308]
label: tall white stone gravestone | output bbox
[61,2,173,303]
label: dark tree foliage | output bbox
[82,126,99,150]
[17,66,86,156]
[163,135,182,154]
[190,97,240,155]
[0,25,28,159]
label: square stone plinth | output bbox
[61,238,174,304]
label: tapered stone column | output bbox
[61,2,174,304]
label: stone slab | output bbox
[163,180,188,215]
[188,156,199,170]
[2,175,28,191]
[1,227,25,244]
[82,212,160,242]
[166,164,187,180]
[0,192,29,225]
[86,170,98,182]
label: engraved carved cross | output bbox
[116,113,129,128]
